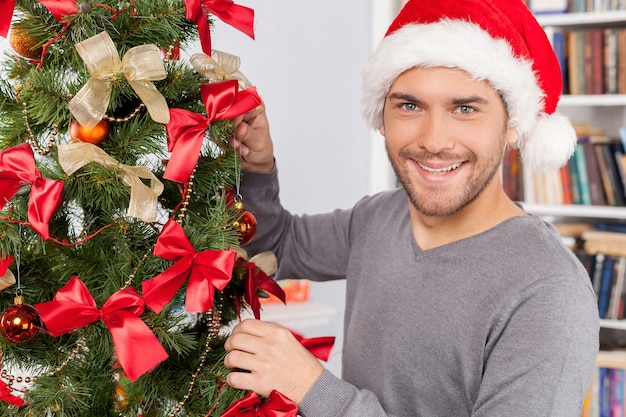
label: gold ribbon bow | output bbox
[190,50,252,89]
[0,269,15,292]
[69,31,170,130]
[58,140,164,223]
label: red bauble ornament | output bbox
[233,209,257,245]
[69,118,111,145]
[0,296,42,343]
[9,26,43,59]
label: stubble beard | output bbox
[386,141,506,218]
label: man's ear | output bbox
[505,125,518,146]
[379,124,385,137]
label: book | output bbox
[590,28,605,94]
[604,28,619,94]
[581,140,608,205]
[598,256,616,318]
[618,28,626,93]
[559,162,574,204]
[592,253,606,299]
[598,143,625,206]
[607,257,625,319]
[573,143,592,205]
[609,368,624,417]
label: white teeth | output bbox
[417,162,462,173]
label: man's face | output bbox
[380,66,518,218]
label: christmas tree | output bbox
[0,0,288,415]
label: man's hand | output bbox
[224,319,325,404]
[230,105,275,172]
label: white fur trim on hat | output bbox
[361,20,577,171]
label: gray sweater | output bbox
[240,166,599,417]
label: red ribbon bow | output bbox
[142,220,236,313]
[185,0,254,55]
[38,0,78,23]
[0,0,15,38]
[0,379,23,407]
[239,258,285,320]
[0,255,13,276]
[0,143,64,240]
[35,276,168,382]
[164,80,261,183]
[221,390,298,417]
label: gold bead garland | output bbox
[21,100,58,156]
[167,307,223,417]
[103,103,145,123]
[176,169,196,224]
[0,336,87,391]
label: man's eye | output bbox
[401,103,418,111]
[458,105,475,114]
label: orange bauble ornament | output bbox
[0,296,42,344]
[9,26,43,59]
[69,119,111,145]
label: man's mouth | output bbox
[417,162,463,174]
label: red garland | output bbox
[164,80,262,183]
[0,143,64,240]
[35,276,168,382]
[239,258,285,320]
[220,390,298,417]
[184,0,254,55]
[142,220,236,313]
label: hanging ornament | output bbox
[232,200,256,245]
[9,26,43,59]
[69,118,111,145]
[0,296,42,343]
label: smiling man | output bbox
[223,0,599,416]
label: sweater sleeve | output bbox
[298,371,392,417]
[239,165,355,282]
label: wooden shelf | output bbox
[597,349,626,369]
[600,318,626,330]
[559,94,626,107]
[520,203,626,221]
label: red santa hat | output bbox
[361,0,577,171]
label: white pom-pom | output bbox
[521,112,578,172]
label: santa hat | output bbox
[361,0,577,171]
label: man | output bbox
[224,0,599,415]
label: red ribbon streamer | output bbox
[291,331,336,362]
[38,0,78,23]
[142,220,236,313]
[0,0,15,38]
[35,276,168,382]
[164,80,261,183]
[220,390,298,417]
[0,143,64,240]
[185,0,254,55]
[0,380,23,407]
[239,258,285,320]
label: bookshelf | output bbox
[527,10,626,411]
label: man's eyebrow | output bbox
[386,92,422,103]
[386,92,490,106]
[449,96,490,106]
